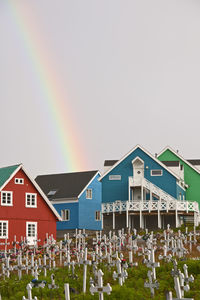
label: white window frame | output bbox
[1,191,13,206]
[61,209,70,221]
[95,211,101,221]
[150,170,163,176]
[15,178,24,185]
[25,193,37,208]
[26,222,37,238]
[0,221,8,239]
[86,189,92,199]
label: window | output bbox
[86,189,92,199]
[151,170,163,176]
[15,178,24,184]
[61,209,70,221]
[95,211,101,221]
[47,190,57,196]
[26,193,37,208]
[1,191,13,206]
[0,221,8,239]
[109,175,121,180]
[27,222,37,237]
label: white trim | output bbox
[132,156,144,165]
[95,210,101,221]
[99,145,180,181]
[25,193,37,208]
[0,164,62,221]
[61,209,70,221]
[158,146,200,176]
[26,221,37,245]
[1,191,13,206]
[177,181,186,191]
[0,220,8,239]
[15,178,24,185]
[86,188,92,199]
[51,199,78,204]
[78,171,101,198]
[150,169,163,176]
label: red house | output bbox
[0,164,61,249]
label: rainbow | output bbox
[7,1,88,172]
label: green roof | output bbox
[0,164,21,188]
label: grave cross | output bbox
[90,269,112,300]
[22,283,38,300]
[80,248,91,293]
[113,258,128,286]
[183,264,194,287]
[146,248,160,280]
[48,273,59,289]
[144,270,159,297]
[171,260,194,300]
[166,291,194,300]
[13,251,26,280]
[2,256,13,278]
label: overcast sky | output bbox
[1,0,200,177]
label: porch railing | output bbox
[102,200,199,214]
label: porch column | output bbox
[141,181,144,201]
[140,201,144,229]
[101,212,104,230]
[175,201,179,228]
[126,201,129,228]
[158,196,161,228]
[150,183,152,201]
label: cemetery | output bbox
[1,226,200,299]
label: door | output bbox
[26,222,37,245]
[132,157,144,185]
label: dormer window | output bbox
[151,170,163,176]
[15,178,24,184]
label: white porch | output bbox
[101,199,199,230]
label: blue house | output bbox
[35,171,102,236]
[100,145,198,230]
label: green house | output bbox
[158,146,200,208]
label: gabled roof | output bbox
[99,145,180,181]
[0,164,61,221]
[0,164,21,188]
[35,170,100,200]
[158,146,200,175]
[104,160,118,167]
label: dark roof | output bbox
[35,171,98,200]
[104,160,118,167]
[187,159,200,165]
[162,161,180,167]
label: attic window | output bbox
[151,170,163,176]
[86,189,92,199]
[47,190,57,196]
[15,178,24,184]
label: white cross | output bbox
[113,258,128,286]
[146,248,160,280]
[22,283,38,300]
[144,270,159,297]
[90,269,112,300]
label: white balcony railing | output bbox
[102,200,199,214]
[129,176,177,203]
